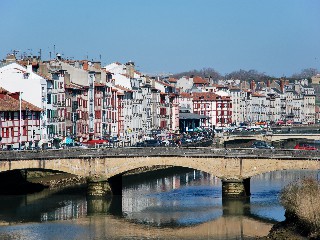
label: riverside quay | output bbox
[0,147,319,198]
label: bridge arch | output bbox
[1,153,319,198]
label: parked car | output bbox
[82,139,109,146]
[62,142,88,149]
[294,143,317,150]
[134,139,161,147]
[251,141,274,149]
[144,139,161,147]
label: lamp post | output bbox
[19,92,23,149]
[25,107,29,143]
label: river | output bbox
[0,168,319,240]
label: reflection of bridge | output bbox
[0,187,273,239]
[222,133,320,142]
[0,148,319,197]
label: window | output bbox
[47,94,52,104]
[23,126,27,136]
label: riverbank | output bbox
[261,219,308,240]
[261,178,320,239]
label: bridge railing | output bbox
[0,148,319,161]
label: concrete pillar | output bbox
[86,179,112,199]
[87,175,123,198]
[221,178,250,198]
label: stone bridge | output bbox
[0,147,319,197]
[223,133,320,143]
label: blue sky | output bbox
[0,0,319,77]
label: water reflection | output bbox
[0,169,319,240]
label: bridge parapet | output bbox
[0,148,319,161]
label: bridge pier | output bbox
[87,179,112,199]
[86,175,123,199]
[222,178,251,198]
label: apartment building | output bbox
[192,92,232,128]
[0,88,42,150]
[0,60,49,141]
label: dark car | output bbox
[144,139,161,147]
[251,141,274,149]
[134,139,161,147]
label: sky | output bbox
[0,0,319,77]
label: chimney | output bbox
[93,62,101,69]
[280,79,284,93]
[125,61,135,78]
[250,80,255,92]
[267,80,270,88]
[83,61,88,71]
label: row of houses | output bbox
[0,53,318,149]
[178,76,317,126]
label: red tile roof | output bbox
[65,83,85,90]
[192,92,230,101]
[114,85,132,92]
[252,93,265,97]
[180,92,192,98]
[193,76,208,85]
[0,88,42,111]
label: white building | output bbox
[0,62,48,140]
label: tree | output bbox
[172,67,222,81]
[291,68,319,79]
[225,69,272,82]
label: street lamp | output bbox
[25,107,29,142]
[19,92,23,149]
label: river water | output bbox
[0,168,319,240]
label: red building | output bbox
[192,92,232,128]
